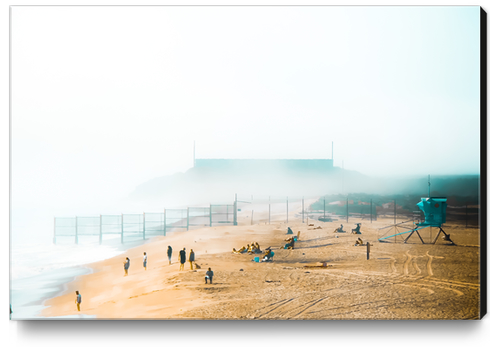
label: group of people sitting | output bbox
[233,242,262,254]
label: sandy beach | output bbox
[41,200,481,320]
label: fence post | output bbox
[269,196,271,224]
[53,217,56,245]
[367,242,370,260]
[286,196,289,223]
[466,203,468,228]
[99,215,102,245]
[143,212,146,239]
[234,193,238,226]
[302,197,304,223]
[346,197,349,223]
[323,198,326,220]
[370,199,373,223]
[121,214,124,244]
[394,199,396,225]
[187,208,190,231]
[164,209,167,236]
[75,216,78,245]
[210,204,212,227]
[251,210,254,225]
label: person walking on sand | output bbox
[167,246,172,265]
[75,291,82,311]
[143,252,147,270]
[179,248,186,271]
[205,268,214,284]
[124,257,130,276]
[189,249,195,270]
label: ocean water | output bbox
[10,236,149,319]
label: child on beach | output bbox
[75,291,82,311]
[189,249,195,270]
[124,257,130,276]
[179,248,186,271]
[205,268,214,284]
[167,246,172,265]
[143,252,147,270]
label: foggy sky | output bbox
[11,6,481,213]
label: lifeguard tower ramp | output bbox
[378,197,453,244]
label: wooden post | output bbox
[121,214,124,244]
[143,212,146,239]
[210,204,212,227]
[251,210,254,225]
[367,242,370,260]
[75,216,78,245]
[164,209,167,236]
[53,217,56,245]
[99,215,102,245]
[466,203,468,228]
[187,208,190,231]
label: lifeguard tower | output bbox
[378,197,453,244]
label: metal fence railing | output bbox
[54,204,236,244]
[54,194,480,244]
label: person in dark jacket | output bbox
[205,268,214,284]
[167,246,172,265]
[179,248,186,271]
[124,257,130,276]
[189,249,195,270]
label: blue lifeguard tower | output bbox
[378,197,453,244]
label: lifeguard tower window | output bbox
[417,197,447,227]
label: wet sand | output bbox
[41,203,481,320]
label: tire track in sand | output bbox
[403,251,413,276]
[388,256,397,274]
[256,298,297,318]
[426,251,444,277]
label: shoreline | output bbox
[10,236,155,320]
[38,199,317,319]
[11,265,92,320]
